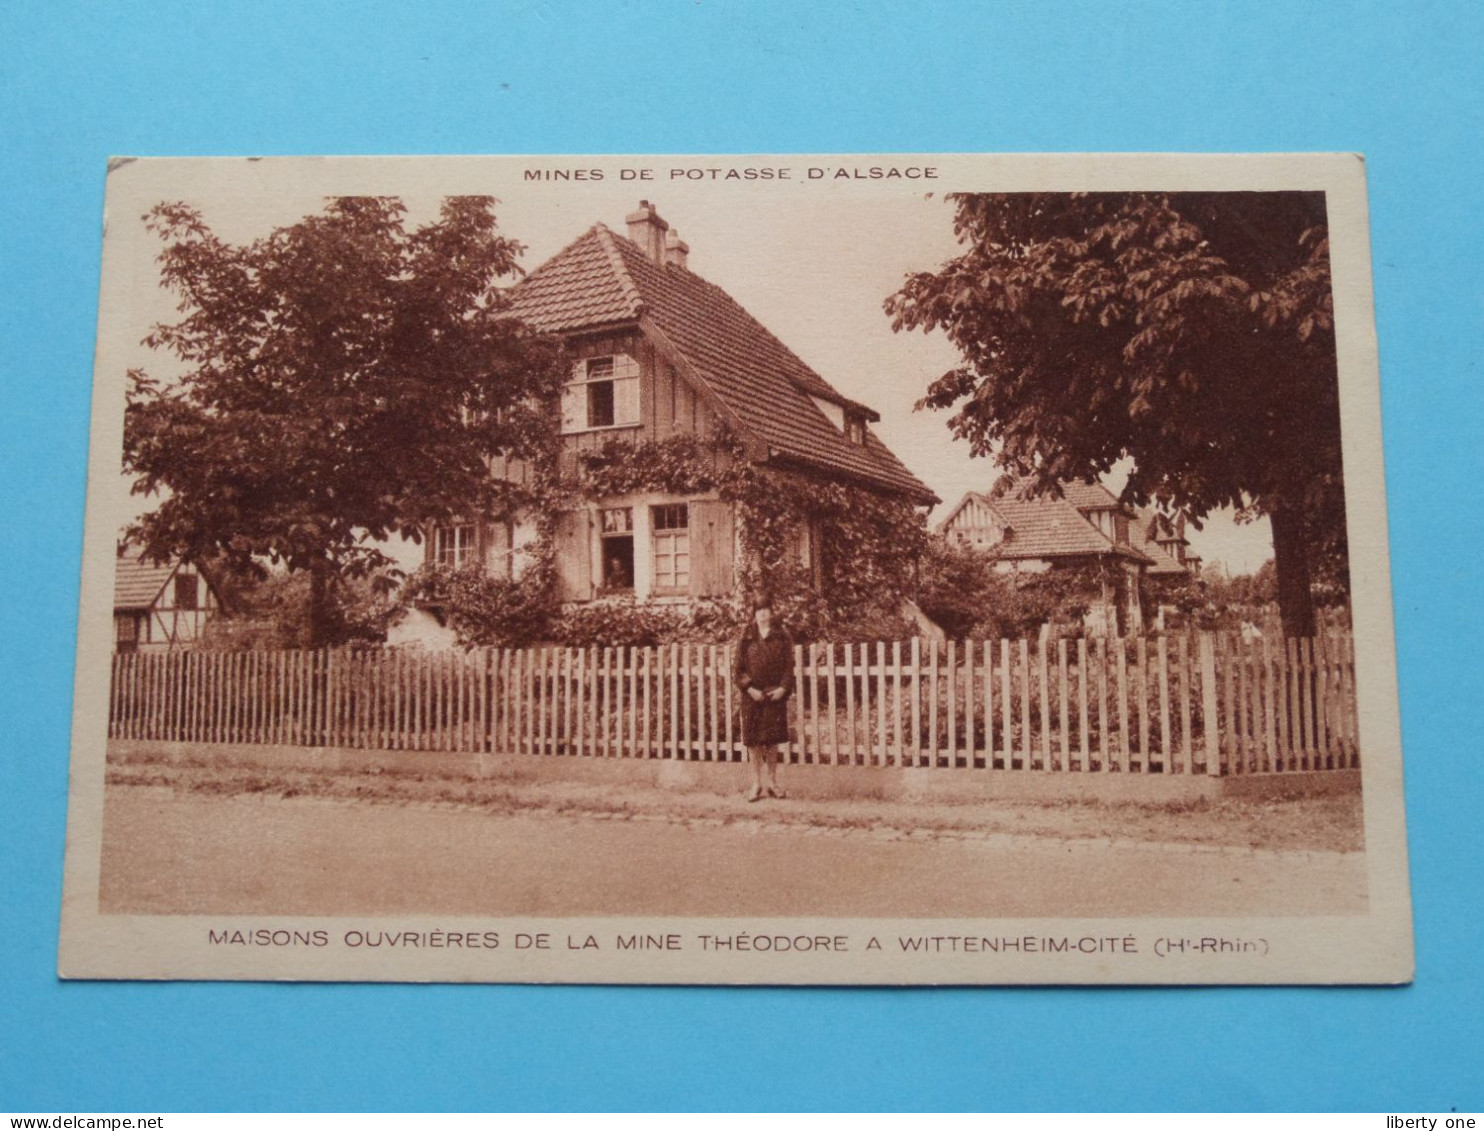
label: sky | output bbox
[103,157,1278,575]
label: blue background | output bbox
[2,0,1480,1112]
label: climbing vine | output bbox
[395,432,928,647]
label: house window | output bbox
[846,416,865,445]
[173,573,198,610]
[799,516,825,588]
[651,503,690,591]
[562,354,640,432]
[599,507,635,591]
[587,374,616,427]
[434,524,475,567]
[115,613,143,652]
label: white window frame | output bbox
[561,353,641,433]
[650,503,690,593]
[434,524,476,568]
[598,506,636,592]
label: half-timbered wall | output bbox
[116,566,220,652]
[944,496,1008,549]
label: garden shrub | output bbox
[398,563,556,648]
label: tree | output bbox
[124,197,564,645]
[917,537,1097,639]
[886,192,1348,637]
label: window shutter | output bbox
[553,510,594,602]
[688,500,735,598]
[561,381,585,432]
[614,376,640,425]
[483,521,512,579]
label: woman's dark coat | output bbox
[733,627,795,747]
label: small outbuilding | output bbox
[112,545,224,652]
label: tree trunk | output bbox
[1270,503,1316,639]
[307,557,332,649]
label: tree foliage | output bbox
[201,566,399,650]
[399,563,557,649]
[124,197,565,644]
[917,538,1099,640]
[886,192,1349,636]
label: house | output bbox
[1133,505,1202,576]
[936,479,1172,633]
[112,545,223,652]
[411,201,936,627]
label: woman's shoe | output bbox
[745,786,764,803]
[767,784,786,799]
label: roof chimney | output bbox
[625,200,669,265]
[663,229,689,270]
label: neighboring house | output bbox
[936,479,1161,634]
[1130,504,1203,629]
[1133,505,1202,577]
[407,200,935,638]
[113,545,223,652]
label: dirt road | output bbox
[99,785,1367,917]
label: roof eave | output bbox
[765,450,938,506]
[525,315,644,340]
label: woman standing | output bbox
[732,603,794,802]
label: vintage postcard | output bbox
[60,153,1412,984]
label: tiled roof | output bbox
[511,223,937,503]
[509,225,639,332]
[947,478,1154,564]
[114,546,175,609]
[1056,479,1126,512]
[1132,506,1194,576]
[1131,527,1189,575]
[991,495,1149,562]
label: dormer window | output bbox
[845,415,865,445]
[562,354,640,432]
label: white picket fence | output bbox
[109,631,1360,775]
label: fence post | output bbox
[942,639,954,770]
[1057,638,1070,772]
[875,641,888,768]
[1316,633,1332,768]
[985,644,997,765]
[823,642,837,765]
[1134,636,1148,772]
[1154,636,1168,772]
[1037,636,1051,771]
[1000,639,1012,768]
[927,638,941,768]
[1200,633,1220,775]
[897,638,913,767]
[1113,638,1129,772]
[1076,638,1089,772]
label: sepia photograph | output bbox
[59,154,1411,984]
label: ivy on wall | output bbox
[395,433,929,647]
